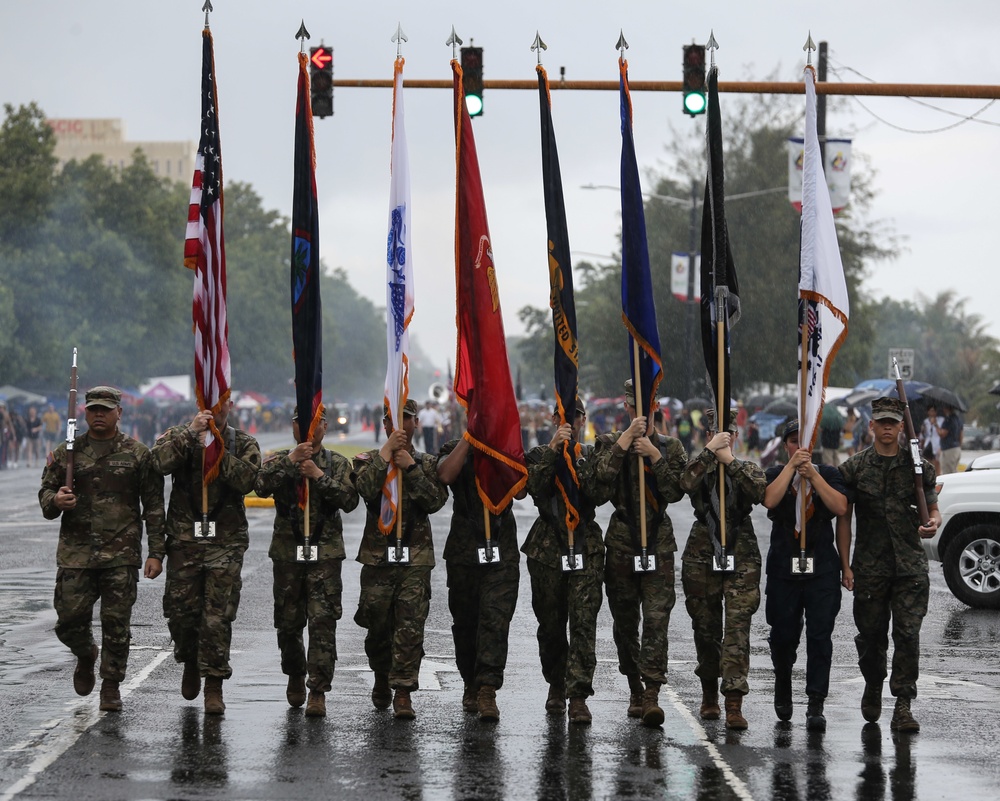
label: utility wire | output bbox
[827,59,1000,133]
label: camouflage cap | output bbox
[292,404,327,422]
[553,397,587,417]
[624,379,635,407]
[871,396,905,422]
[781,419,800,441]
[383,398,419,418]
[85,386,122,409]
[703,407,738,434]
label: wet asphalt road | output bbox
[2,431,1000,800]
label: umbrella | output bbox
[989,380,1000,397]
[840,388,880,408]
[918,385,968,413]
[886,380,931,402]
[763,399,798,417]
[821,403,844,429]
[744,393,775,411]
[684,397,711,411]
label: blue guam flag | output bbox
[537,64,581,538]
[618,57,662,418]
[291,50,323,490]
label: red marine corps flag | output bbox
[451,57,527,513]
[184,22,230,484]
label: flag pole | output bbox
[201,447,209,535]
[632,340,650,570]
[483,505,494,562]
[798,310,809,567]
[715,285,728,560]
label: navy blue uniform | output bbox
[764,463,846,699]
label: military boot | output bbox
[890,697,920,733]
[568,697,592,725]
[462,684,479,714]
[861,682,882,722]
[393,689,415,720]
[626,674,645,719]
[641,682,665,728]
[99,679,122,712]
[700,677,721,720]
[286,674,306,708]
[204,677,226,715]
[545,683,566,714]
[182,661,201,701]
[73,644,99,697]
[478,685,499,722]
[773,667,793,721]
[806,694,827,732]
[305,690,326,718]
[371,673,392,710]
[725,692,748,730]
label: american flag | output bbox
[184,28,230,483]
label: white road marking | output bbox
[0,650,169,801]
[661,683,756,801]
[339,658,459,691]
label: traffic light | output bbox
[682,44,707,116]
[460,46,484,117]
[309,45,334,119]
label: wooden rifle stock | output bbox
[892,360,930,526]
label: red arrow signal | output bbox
[310,47,333,70]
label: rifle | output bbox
[64,348,78,491]
[892,358,930,526]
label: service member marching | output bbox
[353,399,448,719]
[763,420,849,731]
[255,406,359,717]
[837,396,940,733]
[680,409,766,730]
[591,380,687,728]
[437,436,525,722]
[39,386,166,712]
[523,398,604,724]
[151,399,261,714]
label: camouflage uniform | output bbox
[39,430,165,681]
[838,446,937,700]
[680,447,766,695]
[352,446,448,690]
[522,443,605,699]
[591,430,687,685]
[441,438,520,691]
[151,423,260,679]
[256,447,359,693]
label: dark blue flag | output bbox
[291,51,323,489]
[619,58,662,419]
[537,65,581,538]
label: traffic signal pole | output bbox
[330,77,1000,100]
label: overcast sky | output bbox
[2,1,998,384]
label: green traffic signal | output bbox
[682,44,706,117]
[461,46,484,117]
[683,91,707,115]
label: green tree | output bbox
[860,291,1000,424]
[0,102,56,248]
